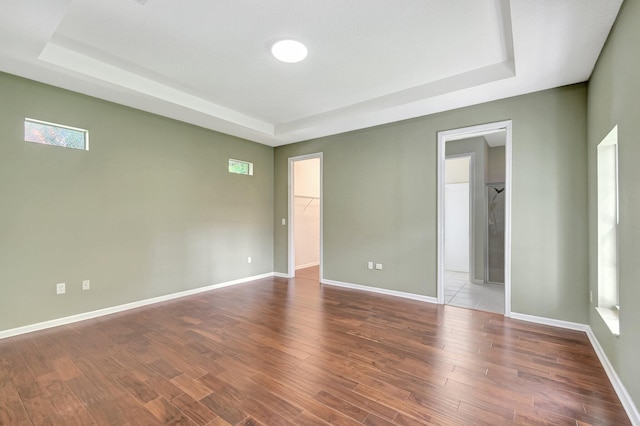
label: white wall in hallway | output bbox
[445,182,470,272]
[294,158,320,269]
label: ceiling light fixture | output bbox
[271,40,308,63]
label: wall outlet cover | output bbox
[56,283,65,294]
[82,280,90,290]
[375,263,383,270]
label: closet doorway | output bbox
[288,154,323,280]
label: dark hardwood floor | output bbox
[0,268,631,425]
[295,265,319,280]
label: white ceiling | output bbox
[484,131,506,148]
[0,0,622,147]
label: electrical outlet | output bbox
[82,280,90,290]
[367,261,373,270]
[375,263,383,270]
[590,290,593,304]
[248,256,252,264]
[282,218,286,225]
[56,283,65,295]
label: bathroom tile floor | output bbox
[444,270,504,314]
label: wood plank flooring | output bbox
[0,268,631,425]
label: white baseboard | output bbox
[509,312,590,332]
[511,312,639,425]
[585,328,640,425]
[321,278,438,304]
[295,262,319,270]
[0,272,276,340]
[273,272,291,278]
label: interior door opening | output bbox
[437,121,512,316]
[288,154,322,281]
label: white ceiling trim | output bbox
[39,14,515,144]
[276,59,516,137]
[0,0,623,147]
[39,42,275,136]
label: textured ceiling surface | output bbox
[0,0,623,146]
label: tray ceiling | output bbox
[0,0,622,146]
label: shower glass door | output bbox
[486,183,505,284]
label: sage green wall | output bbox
[446,137,489,283]
[275,85,588,322]
[0,72,274,332]
[587,0,640,407]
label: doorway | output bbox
[437,121,512,316]
[288,153,323,281]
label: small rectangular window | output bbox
[229,159,253,175]
[24,118,88,151]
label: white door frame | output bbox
[288,153,323,279]
[437,121,512,316]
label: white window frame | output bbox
[596,125,620,336]
[24,118,89,151]
[228,158,254,176]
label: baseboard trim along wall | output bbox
[585,328,640,426]
[321,278,439,304]
[272,272,292,278]
[509,312,590,332]
[0,272,276,340]
[511,312,640,426]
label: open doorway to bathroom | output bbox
[438,121,511,315]
[288,154,322,281]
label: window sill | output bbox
[596,307,620,336]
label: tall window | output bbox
[24,118,88,150]
[596,125,619,335]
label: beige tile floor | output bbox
[444,270,504,314]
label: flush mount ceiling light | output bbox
[271,40,308,63]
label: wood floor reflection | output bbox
[0,274,630,425]
[295,265,319,280]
